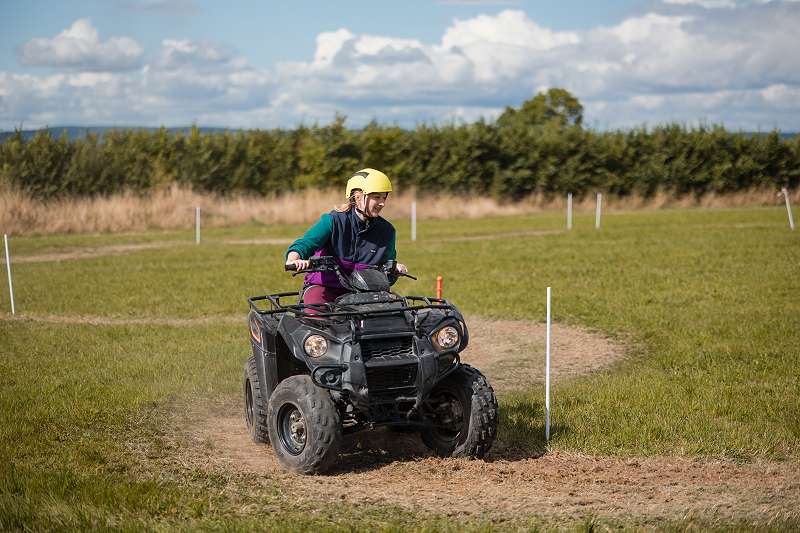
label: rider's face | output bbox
[362,192,388,217]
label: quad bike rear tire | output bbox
[267,375,342,474]
[243,355,269,444]
[421,364,498,459]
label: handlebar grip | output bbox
[284,263,297,271]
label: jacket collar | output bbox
[350,207,372,234]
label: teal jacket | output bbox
[286,209,397,287]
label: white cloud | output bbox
[436,10,579,83]
[760,83,800,106]
[630,95,665,110]
[441,10,579,50]
[2,4,800,131]
[160,39,235,69]
[17,19,143,72]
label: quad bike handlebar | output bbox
[284,255,336,274]
[284,256,417,280]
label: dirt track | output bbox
[166,318,799,525]
[178,413,800,524]
[11,229,563,264]
[6,310,797,523]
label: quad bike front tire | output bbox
[421,364,498,459]
[267,375,342,474]
[243,356,269,444]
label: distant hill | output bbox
[752,131,799,141]
[1,125,797,143]
[0,126,243,143]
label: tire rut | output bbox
[163,320,799,523]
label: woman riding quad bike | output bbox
[243,169,498,474]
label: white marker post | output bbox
[4,234,15,315]
[781,188,795,230]
[595,192,602,230]
[195,207,201,244]
[567,192,573,230]
[545,286,552,442]
[411,201,417,242]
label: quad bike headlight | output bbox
[433,326,460,351]
[303,335,328,358]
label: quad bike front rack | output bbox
[248,292,457,320]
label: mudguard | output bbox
[248,311,279,399]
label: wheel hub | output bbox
[289,410,306,445]
[278,404,307,455]
[425,391,465,436]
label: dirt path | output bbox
[13,241,188,263]
[6,308,794,523]
[446,229,563,242]
[162,318,798,524]
[0,312,241,327]
[11,238,293,263]
[8,222,782,264]
[177,412,799,524]
[1,314,621,389]
[10,230,561,263]
[462,318,622,394]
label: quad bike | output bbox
[243,256,498,474]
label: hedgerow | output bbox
[1,90,798,200]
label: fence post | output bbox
[781,187,795,230]
[567,193,573,230]
[195,207,201,244]
[411,201,417,241]
[595,192,602,230]
[545,286,551,442]
[4,234,15,315]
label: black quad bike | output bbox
[243,256,498,474]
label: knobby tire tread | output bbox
[267,375,342,474]
[244,355,270,444]
[423,363,499,459]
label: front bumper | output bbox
[310,333,460,422]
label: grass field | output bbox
[1,206,799,530]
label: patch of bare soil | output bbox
[461,317,623,394]
[446,229,563,242]
[220,238,293,246]
[13,241,186,263]
[175,407,799,525]
[10,238,294,264]
[1,312,241,327]
[11,230,559,264]
[163,318,798,524]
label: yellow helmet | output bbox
[345,168,393,199]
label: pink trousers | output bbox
[301,285,348,310]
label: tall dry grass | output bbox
[1,185,796,236]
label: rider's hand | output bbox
[396,262,408,274]
[286,251,311,271]
[293,259,311,271]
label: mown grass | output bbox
[1,205,798,530]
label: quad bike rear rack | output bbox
[248,292,456,319]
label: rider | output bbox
[285,168,408,306]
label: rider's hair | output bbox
[334,189,362,213]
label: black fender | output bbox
[248,311,279,400]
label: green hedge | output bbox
[2,115,798,200]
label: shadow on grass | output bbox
[495,398,569,460]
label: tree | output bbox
[496,88,583,129]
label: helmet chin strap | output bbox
[355,194,372,219]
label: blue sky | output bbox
[1,0,798,131]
